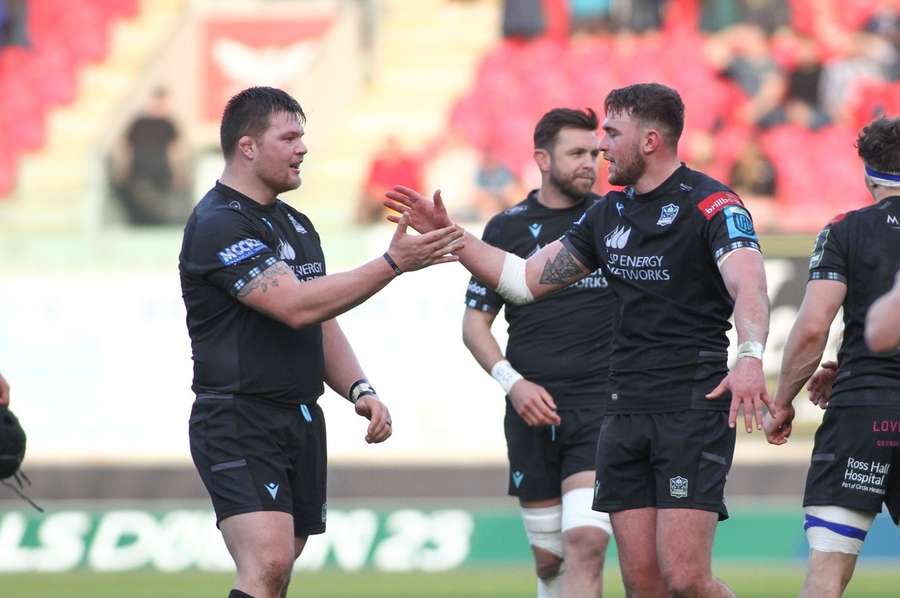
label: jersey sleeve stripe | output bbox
[712,240,760,262]
[809,270,848,284]
[559,237,597,271]
[230,256,279,296]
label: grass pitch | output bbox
[4,565,900,597]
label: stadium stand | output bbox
[413,0,899,232]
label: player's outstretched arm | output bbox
[385,186,590,302]
[764,280,845,444]
[462,308,560,426]
[322,319,391,444]
[0,372,9,407]
[706,249,773,432]
[865,270,900,353]
[238,214,463,328]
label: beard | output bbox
[608,145,646,187]
[549,167,595,203]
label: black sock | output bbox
[228,591,254,598]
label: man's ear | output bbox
[237,135,255,160]
[534,147,552,173]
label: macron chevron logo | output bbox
[512,471,525,488]
[265,482,279,500]
[528,223,542,239]
[604,225,631,249]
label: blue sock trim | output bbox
[803,514,867,541]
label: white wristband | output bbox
[736,341,765,360]
[491,359,523,394]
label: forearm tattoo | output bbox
[237,261,292,298]
[539,247,583,286]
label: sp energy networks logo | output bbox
[604,226,631,249]
[218,238,266,265]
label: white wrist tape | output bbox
[491,359,523,394]
[736,341,765,360]
[497,252,535,305]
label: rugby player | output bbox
[179,87,463,598]
[386,82,771,598]
[765,115,900,598]
[462,108,616,598]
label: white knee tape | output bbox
[521,504,563,558]
[497,252,535,305]
[805,506,875,555]
[561,487,612,535]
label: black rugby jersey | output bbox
[465,191,617,408]
[561,165,761,414]
[809,195,900,405]
[179,182,326,405]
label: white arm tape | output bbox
[736,340,765,360]
[496,252,535,305]
[491,359,523,394]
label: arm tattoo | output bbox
[539,247,583,286]
[236,261,292,298]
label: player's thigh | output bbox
[190,396,296,525]
[220,510,296,571]
[656,508,718,575]
[652,410,735,520]
[593,414,655,513]
[505,402,560,501]
[289,403,328,538]
[804,404,900,516]
[610,507,659,573]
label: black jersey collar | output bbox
[528,188,594,212]
[215,181,280,213]
[628,164,689,203]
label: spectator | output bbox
[112,87,191,225]
[357,136,424,225]
[424,129,481,221]
[474,147,521,220]
[502,0,545,39]
[717,25,786,125]
[0,0,28,47]
[820,32,897,123]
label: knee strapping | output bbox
[805,506,875,555]
[561,487,612,535]
[521,504,563,558]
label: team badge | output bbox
[656,203,679,227]
[669,476,688,499]
[288,214,308,234]
[321,503,328,523]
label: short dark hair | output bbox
[604,83,684,146]
[534,108,599,151]
[857,116,900,174]
[220,86,306,158]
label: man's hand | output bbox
[355,395,392,444]
[763,404,795,445]
[509,379,561,427]
[384,186,454,234]
[807,360,838,410]
[0,372,8,407]
[706,357,774,432]
[386,212,464,272]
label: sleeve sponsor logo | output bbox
[809,227,830,269]
[697,191,743,220]
[724,205,757,240]
[217,238,267,265]
[467,281,488,296]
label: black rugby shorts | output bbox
[804,400,900,524]
[189,395,327,536]
[504,402,605,502]
[592,410,735,520]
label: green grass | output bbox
[4,565,900,598]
